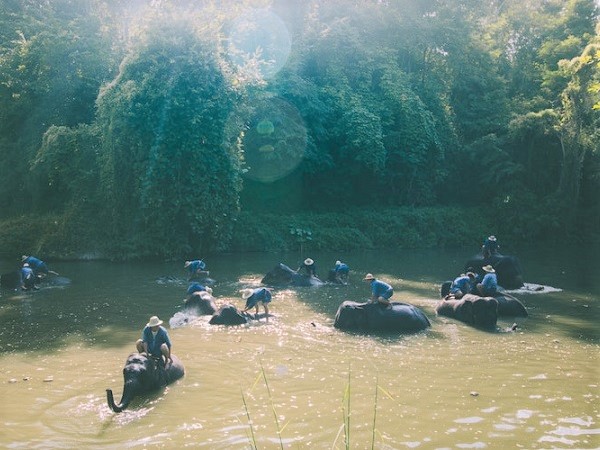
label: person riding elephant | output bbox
[482,235,499,258]
[363,273,394,307]
[106,352,185,413]
[465,238,524,289]
[261,263,324,287]
[328,260,350,285]
[20,264,37,290]
[136,315,173,367]
[436,295,499,329]
[445,272,476,299]
[440,280,528,317]
[476,265,498,297]
[183,289,217,316]
[298,258,318,278]
[334,300,431,333]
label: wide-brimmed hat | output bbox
[487,235,497,241]
[466,271,476,278]
[147,316,163,327]
[240,288,254,299]
[184,261,191,268]
[304,258,314,266]
[335,260,341,266]
[482,265,495,273]
[21,255,28,262]
[363,273,375,280]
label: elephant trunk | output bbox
[106,381,137,413]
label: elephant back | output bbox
[367,302,431,333]
[261,263,294,285]
[464,252,524,289]
[209,304,249,325]
[494,292,528,317]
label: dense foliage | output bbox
[0,0,598,259]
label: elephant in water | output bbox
[440,281,528,317]
[464,253,524,290]
[334,301,431,334]
[183,291,217,316]
[209,304,250,325]
[106,353,185,413]
[435,295,499,329]
[261,263,324,287]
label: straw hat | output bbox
[147,316,163,327]
[335,260,341,266]
[487,235,497,241]
[482,265,495,273]
[184,261,191,268]
[21,255,28,262]
[304,258,314,266]
[205,286,213,295]
[363,273,375,281]
[240,288,254,300]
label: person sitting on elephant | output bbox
[241,287,272,321]
[186,282,213,297]
[184,259,207,279]
[333,260,350,284]
[446,272,476,299]
[364,273,394,307]
[21,255,53,277]
[136,315,173,368]
[20,263,36,290]
[481,235,499,258]
[298,258,317,277]
[476,265,498,297]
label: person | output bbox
[476,265,498,296]
[186,282,213,297]
[333,260,350,284]
[21,255,52,277]
[20,263,36,290]
[184,259,207,279]
[136,315,173,367]
[363,273,394,307]
[481,235,499,258]
[446,272,476,299]
[241,287,272,321]
[298,258,317,277]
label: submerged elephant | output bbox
[209,304,249,325]
[464,253,524,290]
[106,353,185,413]
[334,300,431,334]
[261,263,324,287]
[183,291,217,316]
[440,281,528,317]
[435,295,499,329]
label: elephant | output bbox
[334,300,431,334]
[464,253,524,290]
[261,263,324,287]
[1,271,21,290]
[183,291,217,316]
[440,281,528,317]
[209,304,250,325]
[106,352,185,413]
[1,270,70,291]
[435,294,499,329]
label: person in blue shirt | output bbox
[241,287,272,321]
[364,273,394,307]
[135,315,173,367]
[298,258,317,277]
[482,235,499,258]
[186,283,212,297]
[333,260,350,284]
[446,272,476,299]
[21,255,52,277]
[20,263,36,290]
[476,265,498,296]
[184,259,207,280]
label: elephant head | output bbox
[106,353,184,413]
[334,301,431,334]
[261,263,324,287]
[464,253,524,289]
[436,295,499,329]
[183,291,217,315]
[209,304,249,325]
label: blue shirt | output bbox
[186,260,206,274]
[245,288,272,309]
[371,279,393,300]
[21,266,34,283]
[142,326,172,357]
[23,256,48,274]
[335,262,350,274]
[481,273,498,295]
[187,283,207,295]
[450,275,472,295]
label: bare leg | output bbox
[136,339,144,353]
[255,306,260,320]
[264,304,269,322]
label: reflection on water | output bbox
[0,247,598,449]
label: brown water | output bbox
[0,247,598,449]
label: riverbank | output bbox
[0,206,595,261]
